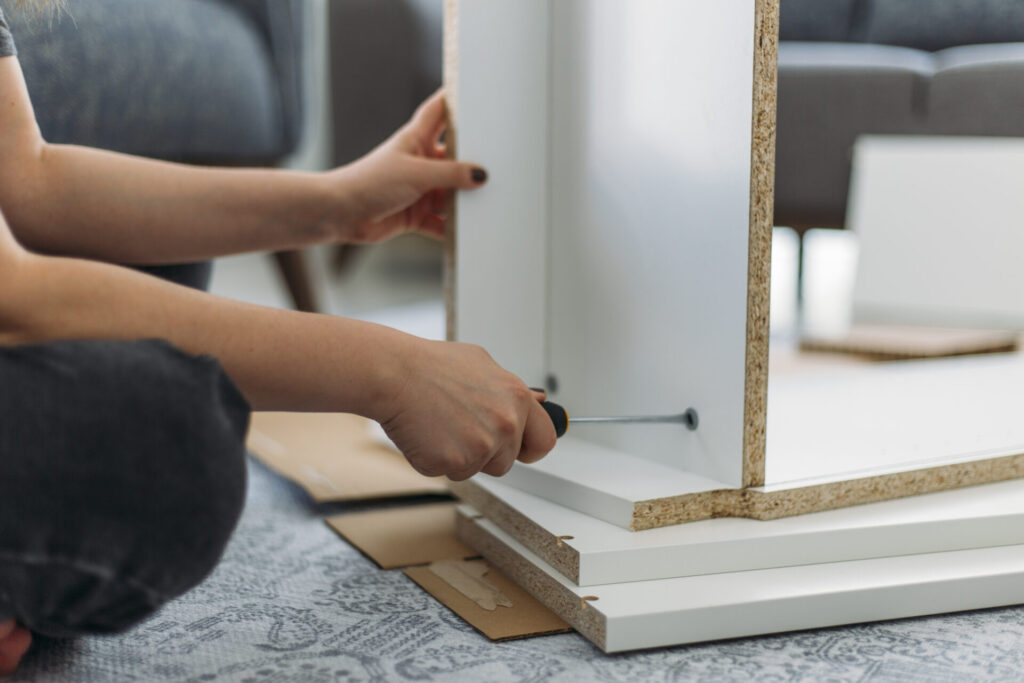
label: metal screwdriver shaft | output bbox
[539,401,698,438]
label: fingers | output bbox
[412,158,487,192]
[408,89,449,150]
[519,399,558,464]
[417,213,446,240]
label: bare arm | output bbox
[0,57,482,263]
[0,217,557,479]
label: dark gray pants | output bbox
[0,261,251,637]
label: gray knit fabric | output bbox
[0,6,15,58]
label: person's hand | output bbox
[327,89,487,245]
[378,339,557,481]
[0,619,31,676]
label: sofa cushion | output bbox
[775,43,934,227]
[780,0,860,42]
[860,0,1024,52]
[928,43,1024,135]
[11,0,286,164]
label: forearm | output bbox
[0,250,411,416]
[3,143,341,264]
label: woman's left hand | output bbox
[326,89,487,244]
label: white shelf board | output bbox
[764,352,1024,487]
[460,505,1024,653]
[468,476,1024,586]
[489,352,1024,528]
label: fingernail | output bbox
[471,168,488,184]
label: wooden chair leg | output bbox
[272,249,319,313]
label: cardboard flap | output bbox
[248,412,448,502]
[326,503,474,569]
[405,560,571,641]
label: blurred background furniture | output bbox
[776,0,1024,233]
[326,0,1024,259]
[327,0,443,274]
[9,0,328,310]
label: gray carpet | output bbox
[13,457,1024,682]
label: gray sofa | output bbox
[10,0,304,166]
[327,0,1024,237]
[776,0,1024,231]
[7,0,318,307]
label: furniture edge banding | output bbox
[450,479,582,582]
[443,0,459,342]
[633,450,1024,529]
[454,508,607,649]
[742,0,780,488]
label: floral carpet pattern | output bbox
[14,457,1024,682]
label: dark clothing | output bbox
[0,339,250,637]
[0,6,14,58]
[133,262,214,291]
[0,2,250,638]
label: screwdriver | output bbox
[538,401,698,438]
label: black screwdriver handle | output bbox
[540,400,569,438]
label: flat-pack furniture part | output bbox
[457,503,1024,653]
[444,0,1024,532]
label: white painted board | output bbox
[462,505,1024,653]
[850,136,1024,329]
[452,0,758,487]
[452,0,550,386]
[491,351,1024,527]
[471,476,1024,586]
[764,351,1024,487]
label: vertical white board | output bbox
[451,0,551,386]
[850,136,1024,329]
[453,0,758,486]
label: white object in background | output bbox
[849,136,1024,329]
[357,300,446,341]
[453,0,758,486]
[770,227,800,339]
[801,228,859,339]
[469,475,1024,586]
[460,505,1024,653]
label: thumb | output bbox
[413,158,488,191]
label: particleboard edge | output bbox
[742,0,779,488]
[443,0,459,342]
[630,451,1024,530]
[450,479,581,583]
[455,507,606,649]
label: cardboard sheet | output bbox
[247,412,448,502]
[405,559,571,641]
[800,324,1019,361]
[326,503,475,569]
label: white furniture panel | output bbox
[462,505,1024,653]
[452,0,758,487]
[470,476,1024,585]
[850,136,1024,329]
[452,0,550,386]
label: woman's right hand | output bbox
[378,339,557,481]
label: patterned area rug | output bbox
[13,457,1024,682]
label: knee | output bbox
[0,339,251,637]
